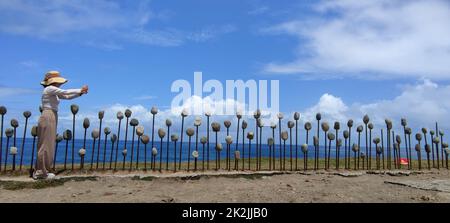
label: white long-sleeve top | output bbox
[41,86,82,112]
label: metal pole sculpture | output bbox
[304,122,312,167]
[442,143,449,169]
[410,133,422,170]
[422,128,428,156]
[53,134,63,171]
[205,111,211,170]
[356,125,363,170]
[141,135,150,170]
[234,150,240,171]
[129,118,139,171]
[211,122,221,170]
[363,115,370,170]
[10,145,18,171]
[287,120,295,171]
[315,113,322,170]
[302,144,308,171]
[63,129,72,171]
[135,126,144,170]
[433,136,440,170]
[257,119,264,171]
[401,118,409,169]
[79,117,88,170]
[368,123,373,170]
[271,122,277,170]
[268,138,274,171]
[171,134,179,172]
[29,126,38,175]
[347,120,354,169]
[235,112,242,170]
[122,148,127,170]
[3,128,13,171]
[123,109,132,170]
[70,105,79,171]
[224,120,232,170]
[90,129,99,170]
[321,122,330,170]
[333,122,340,169]
[381,129,385,169]
[186,128,195,171]
[225,136,233,171]
[241,120,248,171]
[425,144,431,170]
[96,111,105,170]
[385,119,392,170]
[10,119,19,170]
[114,111,124,170]
[193,150,199,172]
[78,147,86,170]
[194,117,201,171]
[215,143,223,170]
[337,138,342,170]
[352,143,359,170]
[313,136,319,170]
[247,131,254,171]
[109,134,117,170]
[406,127,412,169]
[281,131,289,171]
[19,111,31,171]
[343,130,349,170]
[430,130,436,168]
[165,119,172,171]
[440,130,445,167]
[82,118,90,168]
[396,135,402,169]
[327,132,335,170]
[360,151,366,170]
[254,110,261,171]
[152,147,158,171]
[179,109,189,170]
[415,133,422,170]
[201,136,207,171]
[102,127,111,170]
[150,107,158,153]
[0,106,6,171]
[158,128,166,172]
[294,112,300,171]
[373,137,380,170]
[391,131,396,169]
[278,112,284,170]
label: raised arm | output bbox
[47,86,82,100]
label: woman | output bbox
[34,71,88,180]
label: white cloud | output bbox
[0,0,135,38]
[0,0,236,48]
[299,79,450,134]
[0,86,38,98]
[301,94,349,122]
[187,25,237,42]
[263,0,450,80]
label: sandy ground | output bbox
[0,170,450,203]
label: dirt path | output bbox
[0,170,449,203]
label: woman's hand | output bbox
[81,85,89,94]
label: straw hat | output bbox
[40,71,68,86]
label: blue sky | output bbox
[1,0,450,139]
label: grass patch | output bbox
[0,176,97,191]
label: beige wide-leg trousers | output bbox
[36,109,58,176]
